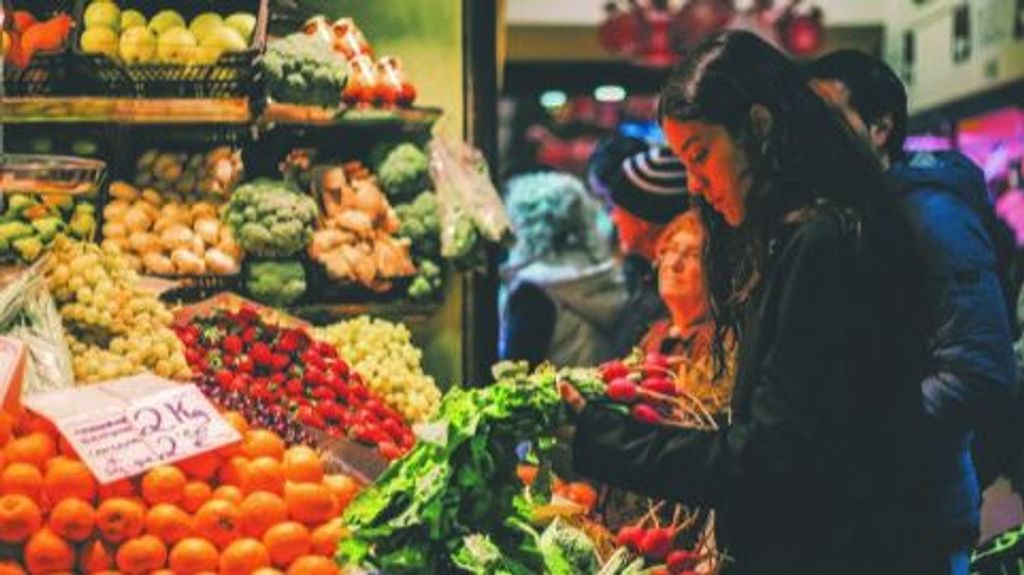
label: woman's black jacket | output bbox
[573,205,944,574]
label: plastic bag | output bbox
[428,136,510,262]
[0,262,75,396]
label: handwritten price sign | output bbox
[24,375,241,484]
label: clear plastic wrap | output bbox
[428,136,510,262]
[0,262,75,396]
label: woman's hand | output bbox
[559,381,588,414]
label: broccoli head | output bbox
[373,143,430,203]
[263,34,348,108]
[225,180,319,258]
[246,260,307,307]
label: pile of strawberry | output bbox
[597,352,679,424]
[174,304,414,460]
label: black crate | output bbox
[71,0,268,98]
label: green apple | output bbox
[156,27,197,64]
[120,10,146,31]
[148,10,186,35]
[189,13,223,42]
[84,1,120,31]
[80,26,119,59]
[119,25,156,64]
[224,12,257,44]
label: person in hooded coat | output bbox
[810,51,1018,575]
[499,170,627,367]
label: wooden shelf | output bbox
[289,300,443,324]
[259,103,443,131]
[0,97,251,124]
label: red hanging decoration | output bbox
[598,0,825,66]
[777,2,825,56]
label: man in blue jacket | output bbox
[809,51,1018,575]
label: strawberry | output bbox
[276,329,304,354]
[311,386,336,402]
[214,370,234,389]
[286,379,304,397]
[241,325,260,343]
[222,334,243,356]
[236,356,254,374]
[270,372,287,386]
[270,353,290,371]
[304,366,325,387]
[250,342,273,367]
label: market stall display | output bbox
[316,316,441,424]
[175,301,415,460]
[339,361,722,574]
[0,405,359,574]
[43,236,191,384]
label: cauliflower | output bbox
[262,34,349,108]
[371,142,431,203]
[245,260,307,307]
[224,179,319,258]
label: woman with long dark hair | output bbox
[563,32,942,573]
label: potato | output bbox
[190,201,218,221]
[109,181,140,202]
[194,218,220,246]
[170,248,206,275]
[159,203,190,224]
[142,252,175,275]
[123,205,153,234]
[160,224,195,251]
[204,248,239,275]
[129,232,161,255]
[103,199,131,223]
[141,188,163,206]
[103,221,127,239]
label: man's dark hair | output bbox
[808,50,909,161]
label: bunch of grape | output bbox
[316,316,441,423]
[44,236,190,384]
[196,376,313,447]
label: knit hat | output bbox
[587,136,690,224]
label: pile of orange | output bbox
[0,409,363,574]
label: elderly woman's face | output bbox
[657,223,706,320]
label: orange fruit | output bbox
[243,457,285,495]
[177,452,222,481]
[0,412,13,446]
[97,478,136,501]
[168,537,220,574]
[141,466,187,506]
[116,534,168,574]
[47,497,96,542]
[240,491,288,538]
[3,432,55,471]
[212,485,244,505]
[321,474,360,511]
[219,538,271,575]
[0,493,42,542]
[286,555,338,575]
[78,538,115,573]
[194,499,242,549]
[0,462,43,501]
[222,411,249,435]
[95,497,145,544]
[145,503,194,544]
[43,458,96,503]
[282,446,323,483]
[284,482,339,526]
[24,527,75,574]
[218,456,250,487]
[0,561,26,575]
[311,518,347,557]
[181,481,212,513]
[252,569,285,575]
[241,430,285,460]
[263,521,311,568]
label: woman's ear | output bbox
[749,104,773,140]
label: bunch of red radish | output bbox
[598,352,679,424]
[615,513,701,575]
